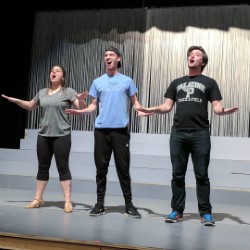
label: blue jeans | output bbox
[170,127,212,216]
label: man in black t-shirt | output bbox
[138,46,238,226]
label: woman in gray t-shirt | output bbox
[1,64,88,213]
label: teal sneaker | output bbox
[165,210,183,223]
[201,213,215,226]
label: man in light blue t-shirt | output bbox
[66,46,148,218]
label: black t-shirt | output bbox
[164,75,222,129]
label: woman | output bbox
[2,64,88,213]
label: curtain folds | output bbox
[27,5,250,137]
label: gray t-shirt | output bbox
[33,87,77,136]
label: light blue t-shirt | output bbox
[89,73,138,128]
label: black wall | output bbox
[0,8,35,148]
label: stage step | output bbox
[0,129,249,191]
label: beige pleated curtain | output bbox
[27,5,250,137]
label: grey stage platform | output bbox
[0,186,250,250]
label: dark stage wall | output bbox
[0,9,35,149]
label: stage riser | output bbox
[0,130,249,191]
[1,174,250,206]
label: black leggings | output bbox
[36,134,72,181]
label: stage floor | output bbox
[0,187,250,250]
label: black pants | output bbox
[36,134,72,181]
[94,127,132,204]
[169,127,212,216]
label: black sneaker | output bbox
[89,202,105,216]
[125,202,141,218]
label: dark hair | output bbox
[187,46,208,72]
[49,64,66,88]
[105,46,121,68]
